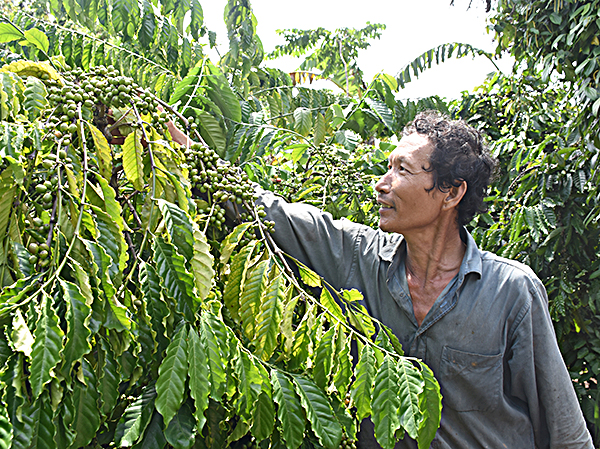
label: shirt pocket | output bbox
[439,346,502,412]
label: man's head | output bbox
[375,111,496,235]
[403,111,497,227]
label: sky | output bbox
[200,0,513,100]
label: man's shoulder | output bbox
[479,250,546,298]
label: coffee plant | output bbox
[0,50,442,449]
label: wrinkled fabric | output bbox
[257,190,593,449]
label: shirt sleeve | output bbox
[506,276,593,448]
[256,189,369,291]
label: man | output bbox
[253,111,593,448]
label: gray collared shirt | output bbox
[258,191,593,448]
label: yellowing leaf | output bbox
[122,130,145,191]
[0,60,60,82]
[11,309,34,357]
[24,28,49,53]
[0,23,24,43]
[88,123,112,180]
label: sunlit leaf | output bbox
[29,292,64,400]
[187,328,210,431]
[123,130,145,191]
[115,384,156,447]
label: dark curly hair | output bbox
[404,111,497,226]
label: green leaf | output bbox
[205,63,241,122]
[292,375,342,449]
[293,107,312,137]
[298,264,321,287]
[164,400,195,449]
[82,238,130,330]
[239,258,269,341]
[140,262,169,353]
[345,293,375,338]
[187,328,210,431]
[4,357,33,449]
[25,393,56,449]
[351,342,380,421]
[289,302,316,369]
[153,237,197,322]
[280,289,299,355]
[366,98,395,131]
[396,358,424,439]
[0,401,12,449]
[220,222,252,266]
[59,280,92,378]
[191,227,214,301]
[233,348,262,419]
[332,327,352,395]
[23,28,49,53]
[99,338,121,417]
[253,265,284,361]
[372,356,402,449]
[157,199,194,262]
[68,359,101,448]
[0,276,38,320]
[29,292,64,400]
[123,130,145,191]
[88,123,112,180]
[313,112,327,145]
[251,379,275,442]
[139,0,156,47]
[271,370,305,449]
[200,313,227,400]
[195,110,227,157]
[0,23,24,43]
[319,288,346,325]
[250,396,274,443]
[290,143,310,164]
[417,362,441,449]
[23,77,47,119]
[0,167,16,249]
[188,0,203,40]
[131,410,167,449]
[156,324,188,427]
[224,240,258,322]
[91,204,128,275]
[381,326,404,356]
[115,384,156,447]
[313,324,336,391]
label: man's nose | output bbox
[375,173,390,193]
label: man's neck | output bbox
[404,226,466,286]
[403,223,466,325]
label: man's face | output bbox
[375,132,447,235]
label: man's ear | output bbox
[443,181,467,210]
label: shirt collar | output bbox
[459,227,482,280]
[379,234,403,262]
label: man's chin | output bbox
[378,218,390,232]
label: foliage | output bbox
[455,63,600,445]
[268,23,386,96]
[450,0,600,443]
[0,13,443,449]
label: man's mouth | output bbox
[377,200,394,209]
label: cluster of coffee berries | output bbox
[339,434,357,449]
[24,215,51,271]
[185,142,255,205]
